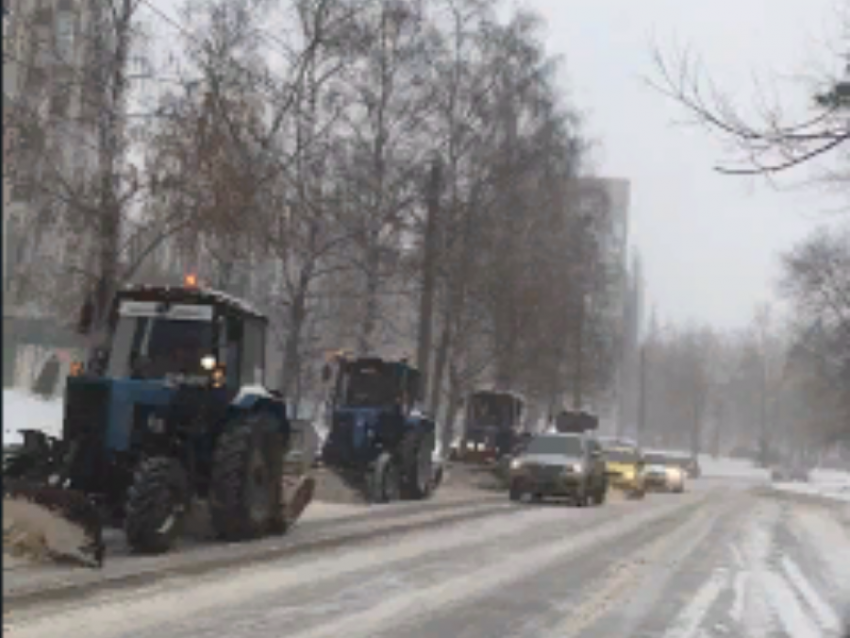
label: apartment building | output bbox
[3,0,102,387]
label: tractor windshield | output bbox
[111,314,215,380]
[468,394,518,430]
[142,318,214,378]
[341,363,399,408]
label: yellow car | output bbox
[603,445,646,499]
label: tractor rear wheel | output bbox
[400,431,434,500]
[124,457,190,554]
[209,413,285,541]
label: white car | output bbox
[644,451,686,493]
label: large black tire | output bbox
[400,430,435,500]
[509,479,523,502]
[124,457,190,554]
[594,483,607,506]
[209,413,285,541]
[370,452,401,504]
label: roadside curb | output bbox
[4,501,516,611]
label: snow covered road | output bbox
[5,481,850,638]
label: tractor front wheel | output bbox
[124,457,190,554]
[209,414,285,541]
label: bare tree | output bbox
[650,38,850,177]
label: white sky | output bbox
[146,0,847,331]
[519,0,847,331]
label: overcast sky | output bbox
[519,0,845,332]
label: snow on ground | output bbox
[3,390,63,447]
[772,469,850,503]
[698,455,770,480]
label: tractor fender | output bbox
[226,387,289,437]
[405,410,436,434]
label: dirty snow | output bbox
[3,389,64,446]
[3,498,92,567]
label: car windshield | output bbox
[605,448,639,463]
[525,435,583,457]
[645,453,670,466]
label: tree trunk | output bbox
[416,159,442,401]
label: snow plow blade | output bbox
[3,481,105,568]
[284,474,316,524]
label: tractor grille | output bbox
[63,380,110,442]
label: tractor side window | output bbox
[240,319,265,386]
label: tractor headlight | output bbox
[148,415,166,434]
[201,355,217,371]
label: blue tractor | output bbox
[319,353,439,503]
[5,282,314,560]
[455,390,525,464]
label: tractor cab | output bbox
[459,390,524,463]
[319,354,437,502]
[102,284,268,393]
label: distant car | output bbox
[643,451,686,493]
[508,432,608,506]
[771,462,810,483]
[667,453,701,479]
[601,443,646,499]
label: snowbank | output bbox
[772,469,850,503]
[698,454,770,480]
[2,389,64,447]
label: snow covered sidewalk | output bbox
[772,469,850,503]
[3,389,63,447]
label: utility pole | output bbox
[416,156,441,408]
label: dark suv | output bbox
[508,432,608,506]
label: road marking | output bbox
[661,568,729,638]
[780,555,842,633]
[730,572,747,623]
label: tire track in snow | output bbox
[282,497,707,638]
[660,568,729,638]
[780,555,843,634]
[734,497,844,637]
[551,491,744,638]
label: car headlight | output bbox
[565,463,583,474]
[201,355,217,371]
[510,458,524,470]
